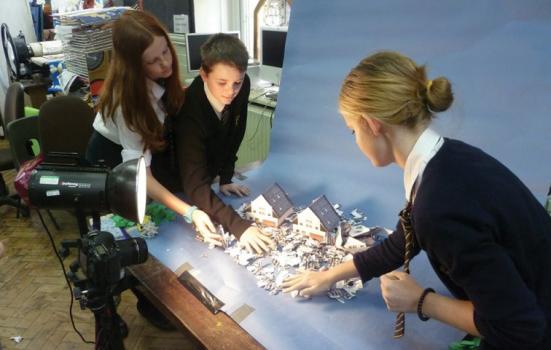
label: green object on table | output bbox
[111,203,176,228]
[111,215,136,228]
[25,107,41,155]
[448,337,481,350]
[146,202,176,226]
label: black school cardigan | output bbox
[353,139,551,350]
[173,75,252,238]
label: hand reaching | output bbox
[281,269,332,298]
[191,209,223,247]
[239,225,274,253]
[220,183,250,197]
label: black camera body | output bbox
[28,155,148,349]
[78,230,148,290]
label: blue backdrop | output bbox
[148,1,551,349]
[247,0,551,229]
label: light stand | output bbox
[29,157,148,350]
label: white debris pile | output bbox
[219,219,359,301]
[214,198,394,303]
[136,221,159,238]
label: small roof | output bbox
[262,183,294,217]
[309,195,340,232]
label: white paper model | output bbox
[293,195,341,244]
[247,183,294,227]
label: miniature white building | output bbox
[293,195,341,244]
[247,183,294,227]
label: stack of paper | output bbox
[56,6,130,79]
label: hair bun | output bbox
[426,76,453,112]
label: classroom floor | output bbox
[0,139,199,350]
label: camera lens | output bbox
[116,238,148,267]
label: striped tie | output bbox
[393,200,414,338]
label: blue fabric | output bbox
[144,1,551,349]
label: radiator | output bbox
[236,103,275,168]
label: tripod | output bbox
[61,209,135,350]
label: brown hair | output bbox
[339,51,453,128]
[200,33,249,74]
[98,10,184,152]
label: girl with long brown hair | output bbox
[85,9,224,330]
[86,10,220,243]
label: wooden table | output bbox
[127,256,264,350]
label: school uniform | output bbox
[85,79,178,330]
[353,129,551,349]
[86,79,166,169]
[173,74,252,238]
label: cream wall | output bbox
[0,0,36,119]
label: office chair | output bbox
[0,110,30,217]
[3,82,25,130]
[38,95,95,162]
[6,116,59,226]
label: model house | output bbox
[247,183,294,227]
[293,195,341,243]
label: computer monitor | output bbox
[185,31,240,73]
[260,27,287,86]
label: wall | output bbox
[193,0,239,33]
[0,0,37,117]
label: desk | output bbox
[127,256,263,349]
[122,194,462,350]
[235,90,277,169]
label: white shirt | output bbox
[92,79,166,166]
[204,82,225,119]
[403,128,444,203]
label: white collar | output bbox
[203,81,225,117]
[147,79,165,103]
[403,128,443,202]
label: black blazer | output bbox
[173,74,252,237]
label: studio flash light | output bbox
[29,157,147,223]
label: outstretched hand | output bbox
[191,210,223,247]
[281,269,332,298]
[220,183,250,197]
[239,225,274,253]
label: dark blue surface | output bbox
[146,1,551,349]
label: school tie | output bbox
[393,199,414,338]
[221,105,231,124]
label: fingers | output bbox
[281,277,304,293]
[251,236,268,253]
[240,185,250,196]
[220,184,250,197]
[300,286,316,298]
[204,218,216,233]
[282,273,303,285]
[244,238,262,254]
[232,186,245,197]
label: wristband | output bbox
[183,206,198,224]
[417,287,435,321]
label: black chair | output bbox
[0,109,30,217]
[3,82,25,132]
[6,116,58,227]
[6,116,40,168]
[1,104,29,216]
[38,95,95,162]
